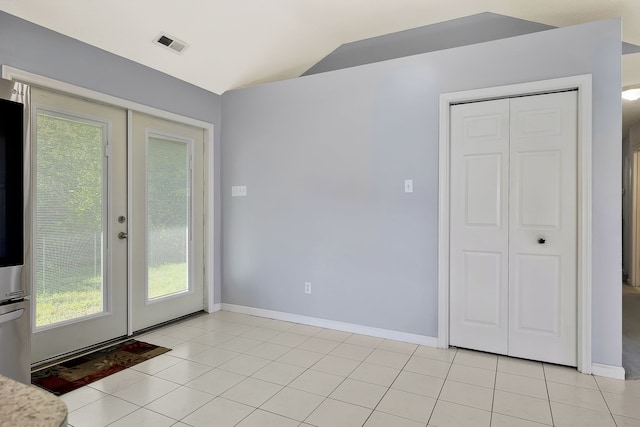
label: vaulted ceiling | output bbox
[2,0,640,133]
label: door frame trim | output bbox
[437,75,593,373]
[3,66,217,337]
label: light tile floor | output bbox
[59,311,640,427]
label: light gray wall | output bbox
[0,11,223,303]
[222,19,622,366]
[303,12,554,76]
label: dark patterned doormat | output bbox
[31,339,170,395]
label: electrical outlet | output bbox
[232,185,247,197]
[404,179,413,193]
[304,282,311,294]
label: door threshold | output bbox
[31,310,205,373]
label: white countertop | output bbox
[0,374,67,427]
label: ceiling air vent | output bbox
[154,32,189,54]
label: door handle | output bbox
[118,232,128,239]
[538,237,546,244]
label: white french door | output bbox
[130,112,205,332]
[31,87,128,362]
[30,89,206,363]
[449,91,578,366]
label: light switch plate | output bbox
[404,179,413,193]
[232,185,247,197]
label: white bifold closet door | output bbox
[449,91,577,367]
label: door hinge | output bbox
[104,144,111,157]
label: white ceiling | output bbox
[2,0,640,132]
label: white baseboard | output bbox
[206,303,221,313]
[221,303,438,347]
[592,363,626,380]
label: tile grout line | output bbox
[425,347,459,426]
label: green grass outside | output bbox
[35,262,188,327]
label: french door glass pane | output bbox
[147,136,190,300]
[35,111,106,328]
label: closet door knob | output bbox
[538,237,546,244]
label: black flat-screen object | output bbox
[0,98,23,267]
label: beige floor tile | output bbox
[305,398,372,427]
[613,414,640,426]
[261,319,296,331]
[108,408,176,427]
[181,397,254,427]
[376,339,418,355]
[439,379,494,410]
[596,376,640,398]
[160,324,208,340]
[112,375,180,406]
[240,326,283,341]
[251,361,306,385]
[490,413,549,426]
[344,334,385,348]
[428,400,491,427]
[330,378,387,408]
[268,332,311,347]
[547,381,608,412]
[210,311,248,322]
[215,321,254,336]
[414,346,457,363]
[277,348,325,368]
[166,341,211,359]
[89,368,150,394]
[186,368,246,395]
[236,409,299,427]
[349,362,400,387]
[234,315,270,327]
[190,331,235,346]
[329,343,375,361]
[288,369,345,396]
[543,364,598,389]
[495,371,548,399]
[365,348,411,368]
[216,336,263,353]
[497,356,544,380]
[130,354,184,375]
[287,324,324,336]
[244,342,291,360]
[364,411,425,427]
[312,355,361,377]
[218,354,271,376]
[298,337,341,354]
[154,360,212,384]
[391,370,444,398]
[602,391,640,419]
[376,388,436,423]
[446,364,496,388]
[315,329,353,342]
[493,390,552,425]
[221,377,283,406]
[186,347,240,367]
[550,401,616,426]
[453,349,498,371]
[60,387,108,412]
[137,334,185,349]
[68,396,138,427]
[260,387,324,421]
[144,386,214,420]
[404,355,451,378]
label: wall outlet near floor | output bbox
[304,282,312,294]
[404,179,413,193]
[232,185,247,197]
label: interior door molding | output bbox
[438,75,593,374]
[2,66,217,332]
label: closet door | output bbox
[508,91,577,366]
[449,99,510,354]
[449,91,578,366]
